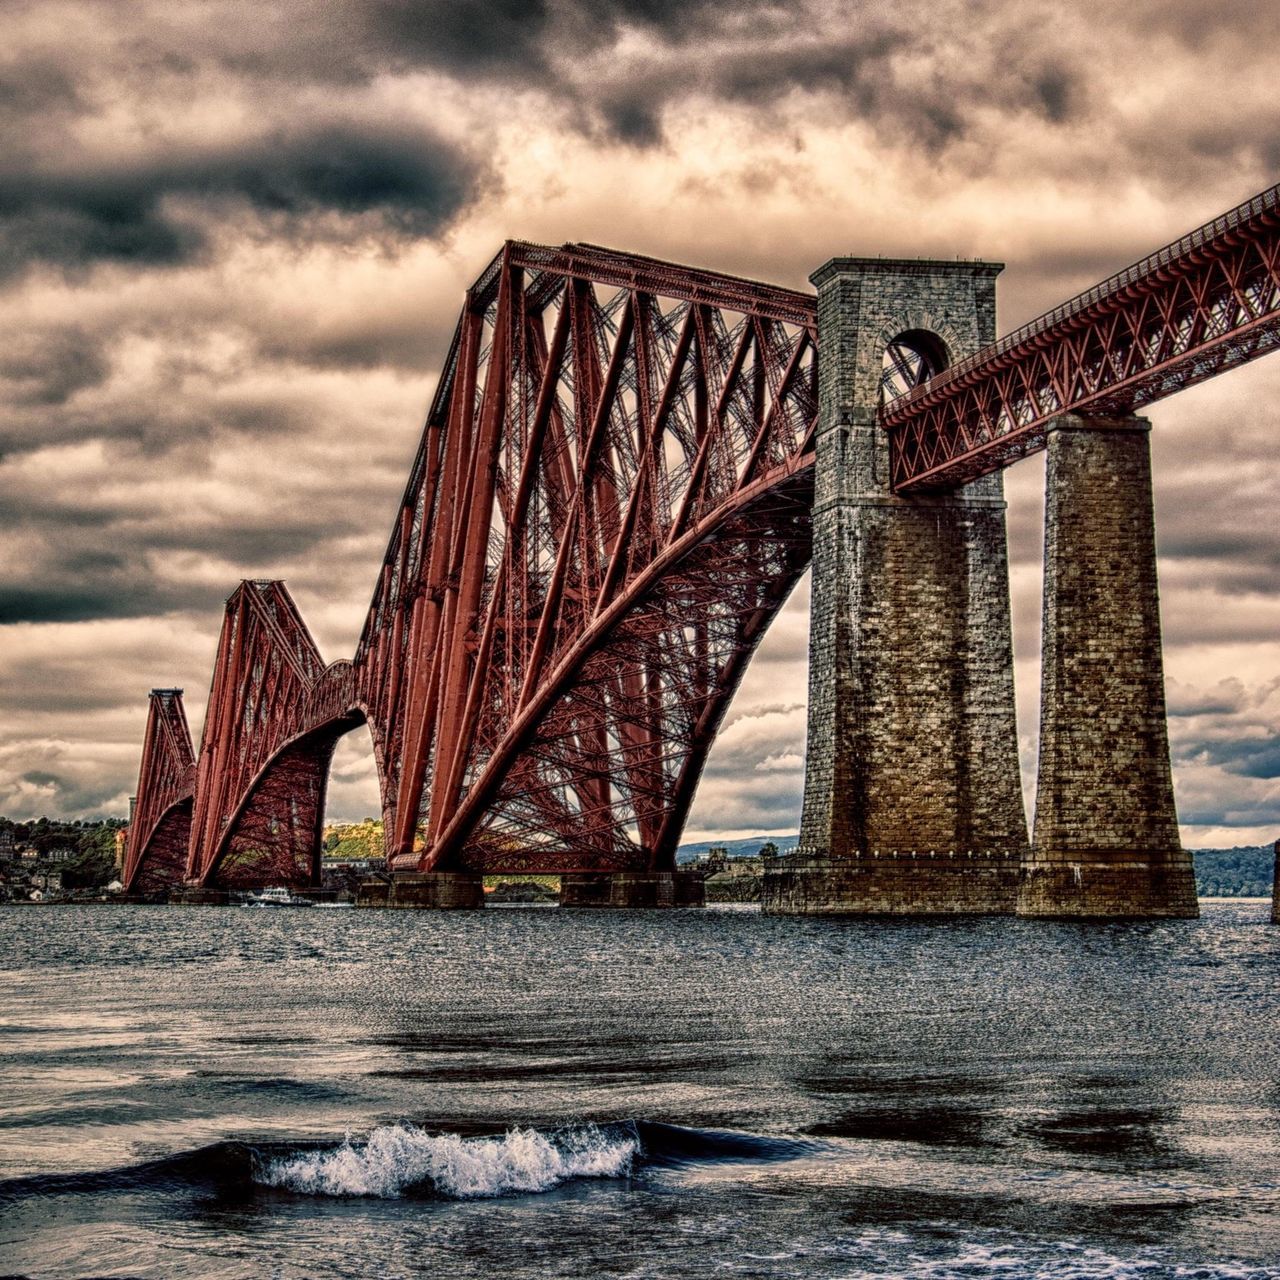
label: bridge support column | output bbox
[358,872,485,909]
[1019,415,1197,918]
[765,256,1027,915]
[1272,840,1279,924]
[559,871,705,908]
[1269,839,1280,921]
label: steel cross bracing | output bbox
[354,242,818,875]
[182,580,362,889]
[121,689,196,893]
[124,246,816,891]
[884,182,1280,490]
[124,184,1280,892]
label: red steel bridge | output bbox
[123,182,1280,895]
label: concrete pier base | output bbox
[761,853,1019,916]
[559,871,705,908]
[169,887,229,906]
[357,872,484,909]
[1019,859,1198,919]
[1271,840,1279,924]
[1020,416,1197,919]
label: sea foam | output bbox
[256,1122,637,1199]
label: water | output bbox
[2,900,1279,1279]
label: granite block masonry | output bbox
[559,871,705,908]
[1019,416,1197,918]
[763,258,1029,915]
[1269,839,1280,921]
[356,872,484,909]
[1272,841,1279,924]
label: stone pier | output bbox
[168,886,229,906]
[1019,416,1197,918]
[763,257,1028,915]
[1272,840,1279,924]
[559,871,705,908]
[357,872,484,909]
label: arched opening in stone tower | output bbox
[881,329,949,405]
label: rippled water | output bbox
[2,900,1279,1278]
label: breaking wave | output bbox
[256,1122,637,1199]
[0,1119,816,1207]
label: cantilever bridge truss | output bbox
[124,183,1280,893]
[126,243,819,889]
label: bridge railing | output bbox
[883,180,1280,490]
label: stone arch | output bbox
[874,306,965,368]
[881,329,948,404]
[874,316,960,481]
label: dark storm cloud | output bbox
[16,1,1090,158]
[2,644,200,715]
[11,768,127,815]
[1181,737,1280,780]
[0,381,309,459]
[0,303,447,460]
[0,327,111,406]
[358,0,784,79]
[1158,529,1280,581]
[564,28,1080,152]
[0,121,483,278]
[0,581,217,627]
[1176,798,1280,829]
[1124,0,1276,50]
[256,309,451,375]
[362,0,556,77]
[0,486,375,624]
[583,32,921,149]
[358,0,1080,149]
[1031,66,1073,124]
[1166,680,1248,718]
[0,57,83,121]
[0,529,381,625]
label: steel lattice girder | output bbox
[353,241,818,874]
[186,580,358,888]
[127,186,1280,888]
[884,182,1280,491]
[122,689,196,892]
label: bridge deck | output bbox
[883,182,1280,490]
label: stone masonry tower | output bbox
[1020,415,1198,918]
[763,259,1029,914]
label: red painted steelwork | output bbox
[186,581,363,888]
[126,246,816,888]
[354,242,818,874]
[885,182,1280,490]
[127,186,1280,890]
[122,689,196,893]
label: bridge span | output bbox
[123,182,1280,917]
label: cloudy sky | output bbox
[2,0,1279,849]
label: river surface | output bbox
[2,900,1279,1279]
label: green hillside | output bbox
[322,819,385,861]
[1191,846,1275,897]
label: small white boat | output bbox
[242,886,314,908]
